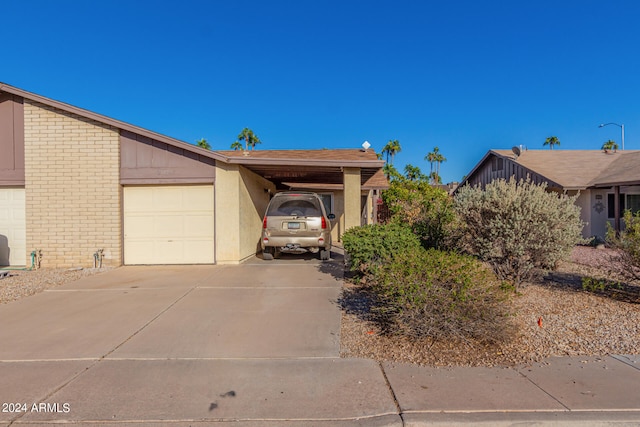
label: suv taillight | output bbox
[321,216,327,229]
[263,216,268,229]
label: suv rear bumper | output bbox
[261,235,331,251]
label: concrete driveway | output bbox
[0,252,399,426]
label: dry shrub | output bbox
[607,210,640,280]
[454,178,585,288]
[368,247,514,345]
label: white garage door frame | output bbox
[0,187,26,266]
[123,184,215,265]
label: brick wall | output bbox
[24,101,122,267]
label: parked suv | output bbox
[261,192,335,260]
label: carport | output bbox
[211,149,387,264]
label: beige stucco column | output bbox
[343,167,362,231]
[214,162,241,263]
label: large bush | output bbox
[606,209,640,280]
[454,178,585,287]
[369,247,513,344]
[341,223,421,273]
[381,179,458,250]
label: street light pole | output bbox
[599,122,625,150]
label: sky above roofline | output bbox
[2,0,639,183]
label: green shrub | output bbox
[381,179,458,250]
[606,209,640,280]
[454,178,585,288]
[341,223,421,273]
[369,247,513,344]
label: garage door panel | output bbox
[123,216,157,238]
[153,216,185,236]
[124,185,214,265]
[185,216,214,236]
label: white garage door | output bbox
[123,185,214,265]
[0,188,26,266]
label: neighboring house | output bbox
[0,83,387,267]
[459,149,640,239]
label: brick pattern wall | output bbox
[24,101,121,267]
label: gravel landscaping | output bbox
[340,245,640,367]
[0,267,111,304]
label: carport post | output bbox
[343,167,362,231]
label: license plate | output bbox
[288,222,301,229]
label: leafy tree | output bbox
[196,138,211,150]
[543,136,560,150]
[230,140,243,150]
[454,178,585,288]
[382,139,401,164]
[425,146,446,184]
[382,178,458,250]
[601,140,619,152]
[237,128,261,151]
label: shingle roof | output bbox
[491,149,640,189]
[591,151,640,186]
[218,148,380,162]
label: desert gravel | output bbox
[0,267,111,304]
[340,245,640,367]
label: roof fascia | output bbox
[0,82,227,163]
[592,180,640,188]
[222,155,385,168]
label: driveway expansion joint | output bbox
[517,369,571,411]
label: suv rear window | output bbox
[267,195,323,217]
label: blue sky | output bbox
[2,0,639,183]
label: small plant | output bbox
[581,277,607,292]
[587,235,606,247]
[341,223,421,273]
[581,276,623,293]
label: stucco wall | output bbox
[239,167,275,261]
[343,168,361,232]
[23,101,121,267]
[571,190,592,239]
[214,162,275,263]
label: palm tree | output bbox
[383,163,401,180]
[601,140,619,152]
[230,141,243,150]
[196,138,211,150]
[237,128,261,151]
[382,139,401,164]
[543,136,560,150]
[404,164,424,181]
[425,146,446,184]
